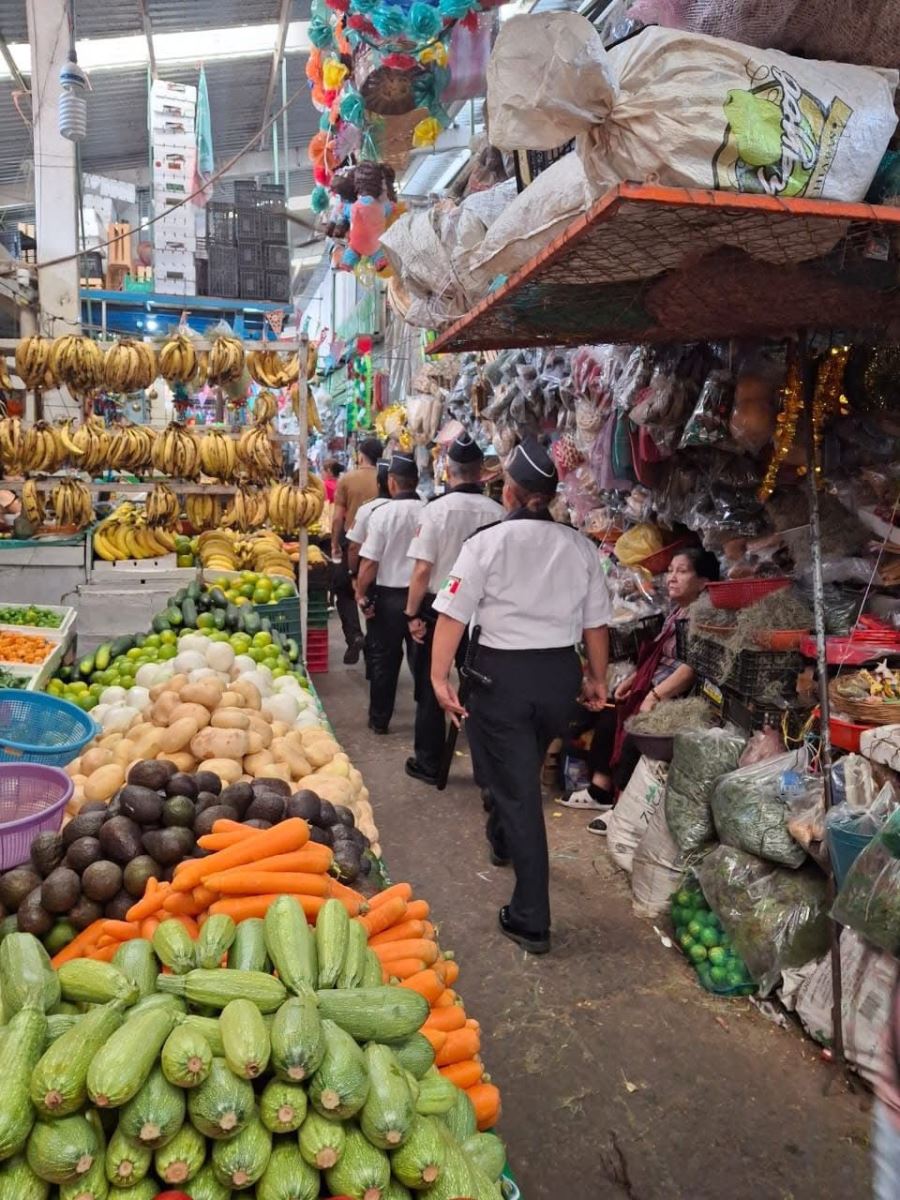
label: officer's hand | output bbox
[581,676,608,711]
[432,677,467,727]
[408,617,427,644]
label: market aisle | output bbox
[316,628,872,1200]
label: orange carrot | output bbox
[440,959,459,986]
[195,832,245,852]
[328,879,367,916]
[358,895,407,937]
[211,818,259,834]
[203,871,331,898]
[368,882,412,909]
[369,919,427,947]
[382,959,429,982]
[432,988,458,1008]
[210,845,333,876]
[467,1082,501,1131]
[173,819,309,892]
[405,900,430,921]
[192,886,219,908]
[209,894,325,922]
[173,914,200,938]
[397,968,445,1003]
[140,917,160,940]
[373,939,439,966]
[126,878,167,922]
[420,1027,448,1055]
[435,1027,480,1067]
[51,922,105,967]
[424,1006,467,1033]
[91,943,121,963]
[440,1060,484,1089]
[163,891,207,916]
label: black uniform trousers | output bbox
[412,594,468,776]
[368,585,417,731]
[332,539,363,650]
[465,644,582,934]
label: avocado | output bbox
[307,825,333,847]
[331,842,360,884]
[251,778,290,800]
[194,792,224,819]
[243,819,272,830]
[246,794,285,825]
[287,791,322,824]
[66,896,103,931]
[142,827,195,866]
[123,855,161,898]
[0,865,42,911]
[118,785,165,825]
[127,759,177,790]
[219,782,253,815]
[80,801,110,815]
[104,890,135,922]
[317,799,338,828]
[193,771,222,796]
[81,860,123,903]
[40,867,82,914]
[16,888,54,935]
[192,806,239,838]
[162,795,195,829]
[99,816,144,864]
[30,831,66,877]
[64,836,104,875]
[165,773,198,800]
[62,809,107,847]
[332,804,356,829]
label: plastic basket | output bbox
[259,210,287,242]
[254,596,301,642]
[608,612,664,662]
[307,593,329,631]
[707,577,792,610]
[233,180,259,206]
[829,714,868,753]
[264,242,290,272]
[685,636,801,703]
[827,825,875,890]
[720,687,814,738]
[206,203,236,244]
[0,764,73,869]
[638,536,691,576]
[208,245,239,299]
[240,268,267,301]
[753,628,810,651]
[236,208,260,242]
[265,269,290,301]
[237,241,264,270]
[306,628,329,674]
[0,691,99,766]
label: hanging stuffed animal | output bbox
[325,161,399,275]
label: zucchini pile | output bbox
[0,895,506,1199]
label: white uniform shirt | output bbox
[347,497,389,546]
[432,513,613,650]
[360,496,424,588]
[407,488,505,593]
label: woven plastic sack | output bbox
[664,728,746,854]
[710,750,810,869]
[696,845,831,993]
[832,809,900,954]
[606,754,669,874]
[631,789,689,919]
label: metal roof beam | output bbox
[259,0,292,150]
[0,28,29,93]
[136,0,157,80]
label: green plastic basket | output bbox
[254,595,302,641]
[308,593,329,631]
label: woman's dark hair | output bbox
[323,458,344,479]
[672,546,720,582]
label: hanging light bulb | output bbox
[59,53,88,143]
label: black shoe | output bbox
[343,637,365,665]
[489,848,511,868]
[368,720,389,735]
[498,906,550,955]
[405,757,439,786]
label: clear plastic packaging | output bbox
[664,728,746,854]
[679,368,734,448]
[710,751,810,869]
[831,808,900,954]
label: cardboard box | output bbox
[151,78,197,105]
[151,122,194,147]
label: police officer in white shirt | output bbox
[430,437,612,954]
[403,433,504,786]
[357,453,424,735]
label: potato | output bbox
[278,745,311,780]
[98,733,123,750]
[220,690,245,708]
[244,750,275,776]
[66,755,83,778]
[244,714,273,749]
[169,702,212,729]
[180,680,225,710]
[210,708,251,731]
[150,674,188,701]
[190,727,249,762]
[270,721,290,739]
[164,751,198,773]
[112,739,138,767]
[319,754,350,779]
[84,762,127,803]
[158,717,201,755]
[348,767,363,793]
[197,757,243,785]
[258,763,291,785]
[150,692,182,726]
[70,773,89,789]
[68,787,86,817]
[299,774,353,807]
[130,725,164,759]
[245,731,267,756]
[230,679,261,711]
[305,740,338,769]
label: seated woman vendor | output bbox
[560,546,721,835]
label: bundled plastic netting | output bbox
[664,728,746,854]
[710,750,810,869]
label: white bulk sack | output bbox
[606,754,669,874]
[488,15,898,205]
[631,780,688,918]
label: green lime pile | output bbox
[174,533,198,569]
[0,604,63,629]
[205,571,297,608]
[671,883,755,996]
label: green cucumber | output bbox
[211,1116,271,1190]
[108,636,135,660]
[228,918,267,972]
[154,1122,206,1186]
[463,1132,506,1182]
[324,1126,390,1200]
[176,1013,225,1057]
[361,948,384,988]
[258,1078,307,1133]
[87,1006,177,1108]
[45,1013,79,1044]
[107,1182,157,1200]
[187,1058,255,1140]
[177,1161,230,1200]
[93,642,112,672]
[31,1002,125,1118]
[196,914,236,970]
[57,960,137,1007]
[360,1042,416,1149]
[26,1114,99,1185]
[104,1127,152,1188]
[390,1114,447,1190]
[59,1153,108,1200]
[337,917,368,989]
[220,997,270,1079]
[0,1007,47,1159]
[161,1023,213,1088]
[441,1085,477,1143]
[308,1018,369,1120]
[118,1065,185,1149]
[257,1141,319,1200]
[264,895,317,993]
[415,1067,458,1116]
[111,940,157,999]
[0,1153,49,1199]
[152,920,196,975]
[384,1180,413,1200]
[165,605,184,628]
[180,598,199,629]
[269,989,325,1082]
[298,1108,345,1171]
[128,992,186,1019]
[391,1032,435,1080]
[0,933,60,1014]
[315,897,350,988]
[315,987,429,1043]
[156,968,286,1012]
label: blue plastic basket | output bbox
[827,825,875,890]
[0,690,99,766]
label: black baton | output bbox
[436,625,489,791]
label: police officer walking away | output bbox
[356,453,423,735]
[330,437,383,664]
[430,438,612,954]
[404,433,504,785]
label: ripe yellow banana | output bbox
[208,335,245,385]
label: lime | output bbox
[234,596,250,606]
[271,666,287,679]
[249,647,266,663]
[688,943,708,964]
[160,630,177,646]
[687,919,704,939]
[231,634,251,654]
[125,647,142,661]
[197,613,215,630]
[252,631,272,649]
[726,970,747,989]
[674,889,695,909]
[710,965,729,986]
[252,589,269,605]
[176,554,194,568]
[241,571,258,584]
[75,694,95,711]
[671,905,686,928]
[158,645,177,661]
[240,582,255,599]
[214,576,231,590]
[274,583,294,601]
[700,926,720,949]
[678,932,695,952]
[144,633,161,648]
[47,679,64,697]
[89,683,103,698]
[707,946,727,966]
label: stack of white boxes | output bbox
[151,79,197,296]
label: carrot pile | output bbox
[50,818,501,1132]
[0,630,54,663]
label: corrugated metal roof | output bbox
[0,1,26,42]
[0,1,310,42]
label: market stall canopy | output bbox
[430,184,900,353]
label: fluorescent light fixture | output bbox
[0,21,311,80]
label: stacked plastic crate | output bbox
[306,566,330,673]
[150,79,198,296]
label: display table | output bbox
[0,533,91,607]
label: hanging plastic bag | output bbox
[443,13,493,103]
[679,368,734,449]
[613,522,663,566]
[664,728,746,854]
[831,808,900,953]
[729,370,777,455]
[710,750,810,868]
[696,846,831,994]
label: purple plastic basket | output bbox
[0,764,72,869]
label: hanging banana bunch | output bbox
[223,485,268,532]
[145,483,181,528]
[267,482,308,534]
[236,422,282,482]
[21,421,65,474]
[254,390,277,424]
[195,350,209,386]
[302,471,325,523]
[71,417,111,476]
[0,356,13,392]
[107,422,156,474]
[51,479,93,530]
[158,333,198,385]
[247,350,299,389]
[0,416,24,473]
[15,336,53,389]
[151,422,200,479]
[198,429,237,482]
[49,334,106,395]
[21,479,44,526]
[104,338,157,392]
[207,335,245,385]
[251,529,294,578]
[288,381,322,431]
[185,493,223,532]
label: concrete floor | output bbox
[315,631,873,1200]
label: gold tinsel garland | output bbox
[812,345,849,478]
[758,354,804,502]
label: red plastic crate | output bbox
[306,628,329,674]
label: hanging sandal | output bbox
[555,786,613,811]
